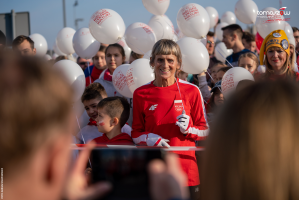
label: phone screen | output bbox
[90,148,164,200]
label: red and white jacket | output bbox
[131,78,209,186]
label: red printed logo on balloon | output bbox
[182,4,200,21]
[139,23,154,34]
[113,70,127,91]
[126,68,134,87]
[221,73,234,93]
[80,31,90,36]
[92,9,111,25]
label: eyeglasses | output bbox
[207,40,215,45]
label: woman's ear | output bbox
[150,57,155,68]
[177,61,182,70]
[122,56,126,63]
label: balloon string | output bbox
[87,61,91,85]
[215,48,234,68]
[76,114,92,168]
[206,70,215,83]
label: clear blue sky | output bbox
[0,0,298,50]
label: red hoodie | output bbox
[92,133,134,145]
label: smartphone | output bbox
[90,148,164,200]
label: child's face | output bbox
[83,98,101,120]
[211,66,220,83]
[106,46,125,72]
[216,70,225,82]
[96,108,115,133]
[214,89,224,106]
[239,57,257,74]
[93,51,106,70]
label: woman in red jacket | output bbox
[259,29,299,81]
[131,39,209,200]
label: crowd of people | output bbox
[1,18,299,200]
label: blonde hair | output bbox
[202,80,299,200]
[290,44,296,71]
[150,39,182,66]
[0,52,73,177]
[238,52,259,68]
[264,47,293,77]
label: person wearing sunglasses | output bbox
[77,57,89,71]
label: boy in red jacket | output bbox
[93,96,134,145]
[77,83,131,144]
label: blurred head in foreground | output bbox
[12,35,36,56]
[202,80,299,200]
[0,52,75,200]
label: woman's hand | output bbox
[146,133,171,147]
[176,114,191,134]
[62,141,112,200]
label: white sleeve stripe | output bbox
[178,79,209,128]
[132,134,147,144]
[188,127,209,137]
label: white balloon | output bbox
[89,9,125,44]
[284,22,294,39]
[29,33,48,56]
[52,53,59,59]
[53,60,86,102]
[175,28,184,39]
[125,22,157,54]
[257,65,266,73]
[73,27,101,59]
[79,111,89,128]
[177,3,210,39]
[73,100,85,118]
[56,27,76,55]
[235,0,258,24]
[221,67,255,98]
[148,15,174,40]
[118,38,132,63]
[142,0,170,15]
[176,37,209,74]
[205,7,219,29]
[44,54,52,60]
[255,7,285,38]
[214,42,233,63]
[53,43,65,56]
[215,22,229,41]
[173,34,178,42]
[221,11,236,25]
[126,58,155,93]
[112,64,133,98]
[143,50,152,60]
[288,35,295,47]
[201,37,207,46]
